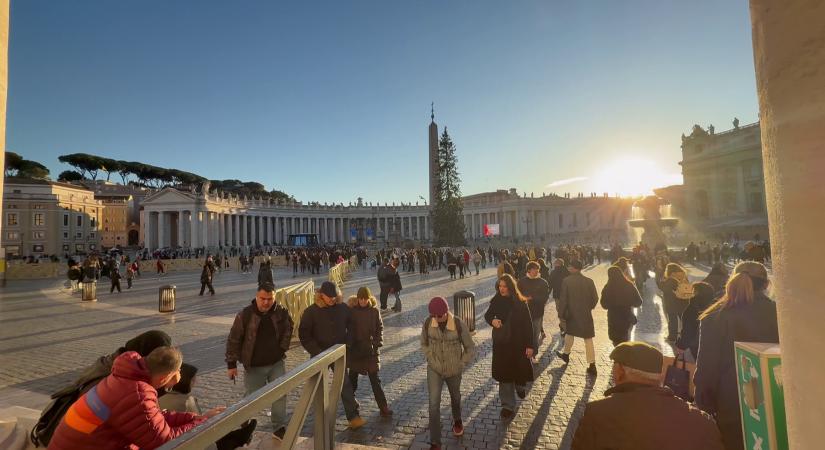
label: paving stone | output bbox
[0,263,708,449]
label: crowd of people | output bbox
[39,239,779,450]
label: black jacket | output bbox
[518,276,551,320]
[548,266,569,300]
[694,292,779,450]
[599,278,643,342]
[377,264,402,293]
[298,297,352,357]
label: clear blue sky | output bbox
[7,0,758,203]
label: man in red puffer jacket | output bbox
[48,347,225,450]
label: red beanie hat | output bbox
[428,297,449,317]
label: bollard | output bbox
[159,285,176,313]
[81,280,97,302]
[452,290,476,332]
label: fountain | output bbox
[628,195,678,250]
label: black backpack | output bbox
[30,374,107,447]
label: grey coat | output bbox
[421,313,476,378]
[558,272,599,338]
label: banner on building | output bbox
[484,223,500,236]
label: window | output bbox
[63,214,69,227]
[63,244,70,251]
[33,204,44,209]
[89,232,95,239]
[34,213,45,226]
[558,214,563,228]
[63,232,69,239]
[75,244,84,252]
[76,232,83,239]
[33,231,45,239]
[6,231,19,240]
[32,244,44,253]
[7,213,18,226]
[77,216,83,227]
[91,218,96,228]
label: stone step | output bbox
[248,431,385,449]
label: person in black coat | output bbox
[548,258,570,335]
[298,281,365,429]
[599,265,643,346]
[694,262,779,450]
[675,282,715,359]
[519,261,551,346]
[484,274,535,421]
[199,256,216,296]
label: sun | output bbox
[590,158,682,197]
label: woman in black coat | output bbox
[599,265,643,346]
[484,274,535,421]
[694,262,778,450]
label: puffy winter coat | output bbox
[421,313,476,378]
[48,352,204,450]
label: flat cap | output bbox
[609,341,663,374]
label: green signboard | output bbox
[735,342,788,450]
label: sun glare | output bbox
[590,158,682,197]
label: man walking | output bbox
[421,297,476,450]
[226,282,294,440]
[377,257,403,312]
[519,261,551,346]
[572,342,724,450]
[555,259,599,376]
[299,281,366,429]
[199,255,216,296]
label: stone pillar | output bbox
[175,210,184,247]
[144,211,155,251]
[157,211,167,249]
[226,214,233,247]
[750,1,825,447]
[201,212,209,248]
[189,210,198,248]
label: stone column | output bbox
[200,212,209,248]
[750,2,825,447]
[189,210,198,248]
[157,211,167,249]
[144,210,154,251]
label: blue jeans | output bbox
[243,361,286,428]
[427,366,462,445]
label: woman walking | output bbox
[484,274,535,421]
[599,265,643,346]
[347,287,392,417]
[258,255,274,287]
[694,262,778,450]
[675,281,715,360]
[661,263,691,342]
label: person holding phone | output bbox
[484,274,536,421]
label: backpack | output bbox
[30,372,108,447]
[422,316,463,346]
[674,279,695,300]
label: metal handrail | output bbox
[158,344,347,450]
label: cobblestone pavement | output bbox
[0,262,709,449]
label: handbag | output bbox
[664,353,692,401]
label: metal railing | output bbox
[158,344,347,450]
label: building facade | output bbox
[680,119,769,239]
[83,181,148,248]
[140,185,633,251]
[1,179,103,258]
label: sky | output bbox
[6,0,759,203]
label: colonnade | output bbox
[462,207,625,239]
[142,208,431,250]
